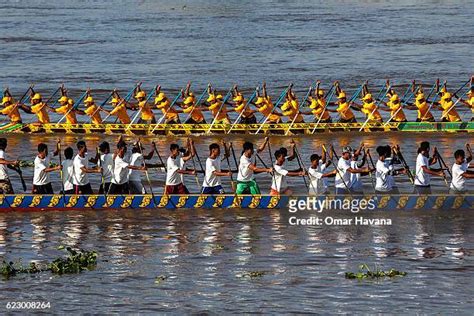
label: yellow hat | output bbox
[317,89,325,96]
[58,96,68,103]
[216,94,223,100]
[156,99,169,109]
[68,98,74,105]
[255,96,265,105]
[281,101,290,111]
[183,96,194,105]
[390,94,399,102]
[189,92,194,97]
[206,94,216,102]
[362,93,372,101]
[1,96,12,105]
[84,96,94,104]
[110,97,119,104]
[135,91,146,99]
[32,93,42,100]
[467,90,473,97]
[442,92,452,100]
[233,94,243,102]
[337,92,346,99]
[155,92,166,103]
[416,93,425,101]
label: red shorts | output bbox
[165,183,189,194]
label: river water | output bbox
[0,0,473,314]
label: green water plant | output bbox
[345,264,407,279]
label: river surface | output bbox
[0,0,473,314]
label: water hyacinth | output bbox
[345,264,407,280]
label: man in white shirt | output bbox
[0,138,19,194]
[308,148,333,195]
[450,145,474,193]
[128,142,156,194]
[110,140,147,194]
[349,144,367,193]
[270,149,304,195]
[335,146,373,194]
[32,142,61,194]
[62,147,75,194]
[89,141,113,194]
[236,139,272,195]
[72,141,100,194]
[375,145,406,193]
[202,142,233,194]
[165,139,196,194]
[414,141,444,194]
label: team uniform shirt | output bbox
[62,159,74,191]
[110,103,131,124]
[336,101,355,120]
[138,100,155,121]
[361,101,382,121]
[310,98,330,120]
[112,155,130,185]
[84,104,102,124]
[308,162,328,195]
[439,100,461,122]
[0,150,9,181]
[415,153,430,186]
[156,99,179,122]
[208,100,229,123]
[166,156,185,185]
[349,160,363,192]
[386,98,407,122]
[258,99,281,123]
[234,95,254,118]
[450,162,468,192]
[468,96,474,114]
[335,157,352,189]
[237,155,254,182]
[30,102,50,123]
[129,153,144,182]
[271,164,289,192]
[203,157,221,187]
[0,104,22,122]
[375,159,395,192]
[100,153,114,183]
[72,154,90,186]
[55,104,78,124]
[281,100,304,123]
[415,98,434,120]
[33,155,51,185]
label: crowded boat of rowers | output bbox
[1,78,473,135]
[0,137,473,198]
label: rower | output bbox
[270,149,305,195]
[61,147,75,194]
[89,141,113,194]
[308,82,331,123]
[327,82,356,123]
[349,144,368,194]
[254,83,282,124]
[0,89,23,124]
[180,83,206,124]
[54,94,79,124]
[72,141,101,194]
[154,86,182,124]
[128,141,158,194]
[414,141,444,194]
[379,90,407,123]
[406,90,435,122]
[19,90,51,124]
[0,138,19,194]
[32,142,61,194]
[206,87,232,124]
[450,145,474,194]
[202,142,233,194]
[351,86,383,123]
[83,93,106,124]
[281,87,304,124]
[437,92,461,122]
[457,76,474,121]
[236,139,272,195]
[307,148,333,195]
[232,85,257,124]
[165,139,197,194]
[374,145,406,194]
[131,89,156,124]
[108,92,132,124]
[334,146,373,194]
[109,140,148,194]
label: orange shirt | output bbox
[110,103,131,124]
[0,104,22,123]
[30,102,50,123]
[55,104,78,124]
[84,104,102,124]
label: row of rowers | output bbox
[1,78,474,125]
[0,138,473,196]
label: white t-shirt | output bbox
[415,153,430,186]
[166,156,184,185]
[72,154,89,186]
[33,155,50,185]
[450,162,467,192]
[271,164,289,192]
[129,152,144,182]
[375,159,395,192]
[203,157,221,187]
[237,155,254,182]
[112,155,130,185]
[62,159,74,191]
[0,149,9,180]
[100,153,114,183]
[349,160,363,191]
[308,162,327,195]
[335,157,351,189]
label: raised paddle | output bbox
[181,85,209,123]
[137,139,157,206]
[57,89,88,124]
[227,87,258,134]
[155,90,182,125]
[254,84,292,135]
[102,84,139,122]
[359,84,391,132]
[285,84,315,136]
[206,87,233,134]
[393,145,414,184]
[311,83,337,134]
[3,85,35,123]
[87,90,114,123]
[291,140,309,191]
[57,140,66,203]
[126,86,157,132]
[222,141,236,192]
[366,148,377,192]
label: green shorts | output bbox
[236,180,261,195]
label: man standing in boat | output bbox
[374,145,406,194]
[165,139,197,194]
[270,149,305,195]
[32,142,62,194]
[0,138,20,194]
[334,146,373,194]
[201,142,233,194]
[72,141,101,194]
[414,141,444,194]
[236,138,272,195]
[450,144,474,194]
[89,141,113,194]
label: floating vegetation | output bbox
[345,264,407,280]
[154,275,168,284]
[238,271,267,279]
[1,247,98,278]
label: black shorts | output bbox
[339,117,356,123]
[74,183,94,195]
[98,182,111,194]
[109,183,130,194]
[239,116,257,124]
[185,117,206,124]
[33,183,53,194]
